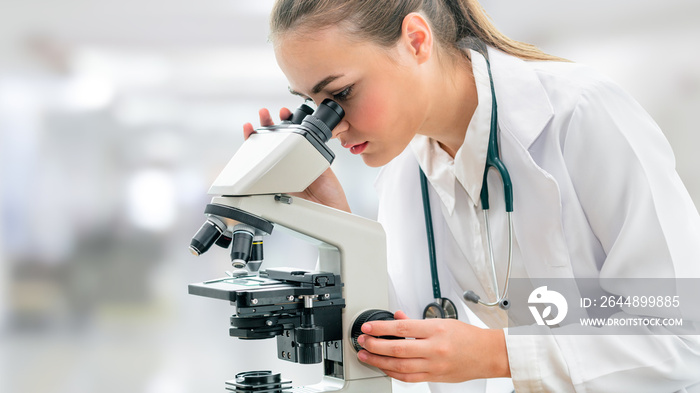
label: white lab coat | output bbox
[374,47,700,392]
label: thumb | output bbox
[394,310,410,320]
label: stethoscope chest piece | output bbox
[423,298,459,319]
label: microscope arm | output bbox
[211,194,390,384]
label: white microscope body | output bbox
[189,100,393,392]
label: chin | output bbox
[360,152,395,168]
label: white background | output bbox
[1,0,698,392]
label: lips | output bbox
[345,141,368,155]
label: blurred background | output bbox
[1,0,698,392]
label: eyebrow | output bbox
[288,74,345,98]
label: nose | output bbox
[331,119,350,139]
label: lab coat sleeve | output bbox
[512,78,700,392]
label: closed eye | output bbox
[332,85,354,102]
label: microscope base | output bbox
[291,376,392,392]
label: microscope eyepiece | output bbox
[300,99,345,143]
[287,103,315,125]
[315,99,344,124]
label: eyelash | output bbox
[332,85,354,102]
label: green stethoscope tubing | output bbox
[420,53,514,317]
[420,169,459,319]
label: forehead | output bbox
[273,26,388,92]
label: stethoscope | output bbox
[420,49,514,319]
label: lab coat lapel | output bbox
[488,47,576,280]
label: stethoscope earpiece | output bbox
[463,289,511,310]
[463,290,481,304]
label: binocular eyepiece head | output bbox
[189,100,345,268]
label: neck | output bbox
[419,55,478,158]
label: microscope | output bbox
[188,99,396,392]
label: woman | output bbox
[243,0,700,391]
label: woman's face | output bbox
[274,25,430,167]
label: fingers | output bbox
[358,349,430,376]
[243,123,255,140]
[279,107,293,122]
[258,108,273,127]
[243,107,292,140]
[260,107,292,125]
[362,317,441,339]
[357,334,428,359]
[383,370,431,384]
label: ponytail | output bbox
[446,0,566,61]
[270,0,565,62]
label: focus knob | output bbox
[350,309,403,352]
[295,325,324,364]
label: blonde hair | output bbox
[270,0,564,62]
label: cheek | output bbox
[348,84,402,137]
[350,88,391,133]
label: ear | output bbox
[400,12,433,65]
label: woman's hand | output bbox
[243,108,351,213]
[356,310,511,383]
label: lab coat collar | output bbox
[454,50,492,208]
[409,48,553,214]
[410,135,457,213]
[487,47,554,150]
